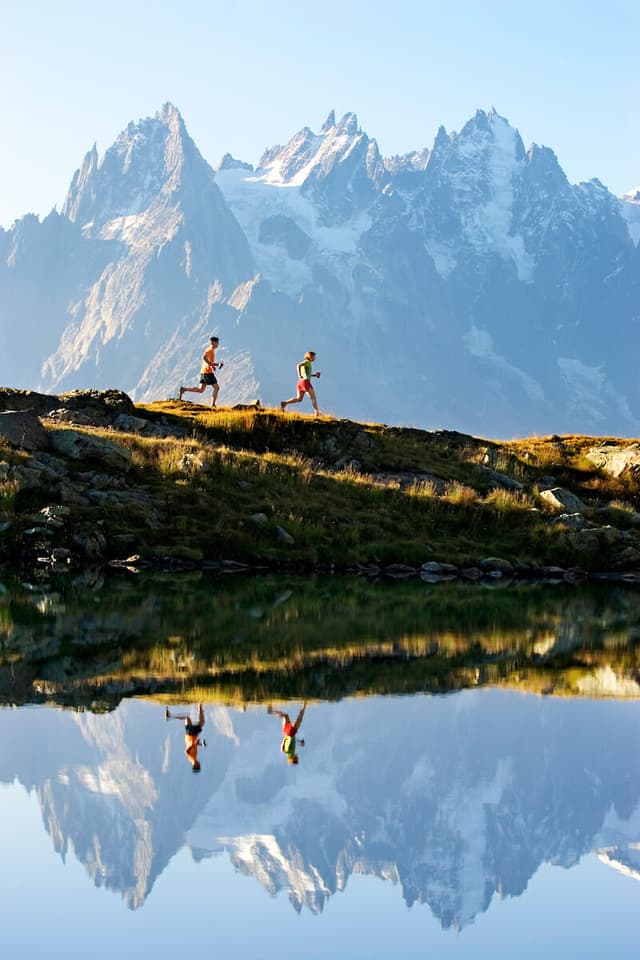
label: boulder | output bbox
[611,546,640,567]
[113,413,156,434]
[248,512,269,527]
[56,389,135,419]
[565,526,627,552]
[275,525,295,545]
[7,462,51,490]
[479,557,514,576]
[480,466,524,491]
[72,531,108,559]
[50,429,131,472]
[0,388,59,414]
[420,560,458,576]
[0,388,136,424]
[539,487,586,514]
[420,561,458,582]
[584,444,640,478]
[553,512,587,529]
[46,408,98,426]
[0,410,50,451]
[383,563,418,579]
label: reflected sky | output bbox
[1,691,638,957]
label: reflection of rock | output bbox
[595,801,640,881]
[0,693,639,924]
[597,846,640,881]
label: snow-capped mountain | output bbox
[1,103,638,435]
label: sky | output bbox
[0,0,638,229]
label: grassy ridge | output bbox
[1,401,640,570]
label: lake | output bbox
[1,572,639,957]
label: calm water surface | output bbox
[1,574,639,957]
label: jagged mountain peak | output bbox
[622,186,640,203]
[430,124,452,156]
[320,109,336,133]
[256,110,370,183]
[425,107,526,184]
[216,153,254,174]
[384,147,430,176]
[156,100,184,125]
[62,102,208,231]
[459,107,519,145]
[249,110,388,224]
[524,141,568,189]
[333,111,359,136]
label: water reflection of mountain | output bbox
[1,693,638,925]
[0,703,233,907]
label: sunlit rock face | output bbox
[1,104,639,435]
[1,693,638,924]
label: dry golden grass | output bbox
[443,481,478,507]
[483,488,535,512]
[0,479,19,517]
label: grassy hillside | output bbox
[2,400,640,573]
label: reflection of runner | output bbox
[268,702,306,764]
[165,703,206,771]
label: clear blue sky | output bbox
[1,0,638,229]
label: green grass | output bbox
[3,405,640,571]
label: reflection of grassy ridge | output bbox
[147,647,640,705]
[1,573,639,706]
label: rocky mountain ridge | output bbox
[1,103,639,436]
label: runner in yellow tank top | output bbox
[280,351,321,417]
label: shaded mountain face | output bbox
[1,104,638,435]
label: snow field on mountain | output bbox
[216,165,371,299]
[457,114,535,282]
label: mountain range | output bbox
[1,102,638,436]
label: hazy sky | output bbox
[1,0,638,229]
